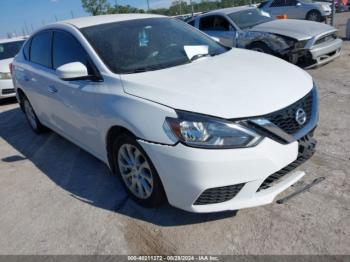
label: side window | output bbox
[30,31,52,68]
[270,0,286,7]
[285,0,297,6]
[52,31,91,72]
[199,15,231,31]
[23,39,31,60]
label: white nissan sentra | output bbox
[12,14,318,213]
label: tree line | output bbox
[81,0,258,16]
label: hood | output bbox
[120,49,313,119]
[0,58,13,73]
[251,19,336,40]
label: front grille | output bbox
[314,33,337,46]
[257,134,317,191]
[194,183,245,205]
[265,91,313,135]
[1,88,15,95]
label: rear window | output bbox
[0,40,25,60]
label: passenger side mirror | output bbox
[56,62,89,81]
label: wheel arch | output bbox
[105,125,137,173]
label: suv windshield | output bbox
[0,40,25,60]
[81,18,228,74]
[228,8,273,30]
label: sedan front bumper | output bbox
[305,38,343,69]
[139,137,307,213]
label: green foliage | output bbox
[82,0,260,16]
[81,0,110,16]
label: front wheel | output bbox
[306,10,322,22]
[112,134,166,207]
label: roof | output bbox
[205,5,255,15]
[0,36,27,44]
[59,14,164,29]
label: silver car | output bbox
[259,0,332,22]
[187,6,342,68]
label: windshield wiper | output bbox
[190,53,211,62]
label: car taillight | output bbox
[9,63,13,75]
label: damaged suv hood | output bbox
[250,19,336,40]
[121,48,313,119]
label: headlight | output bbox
[0,72,11,80]
[294,40,308,49]
[164,111,263,149]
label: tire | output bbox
[306,10,322,22]
[249,42,273,55]
[112,133,166,207]
[22,97,46,133]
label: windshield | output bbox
[0,40,25,60]
[228,8,274,30]
[81,18,228,74]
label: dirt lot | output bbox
[0,13,349,255]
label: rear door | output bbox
[199,15,236,47]
[21,31,54,124]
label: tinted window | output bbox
[228,8,274,29]
[82,18,227,74]
[199,15,231,31]
[53,31,90,70]
[30,32,52,67]
[0,40,25,60]
[271,0,286,7]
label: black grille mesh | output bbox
[1,88,15,95]
[258,134,317,191]
[194,183,245,205]
[265,91,313,135]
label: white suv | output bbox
[12,14,318,213]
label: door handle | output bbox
[24,76,30,82]
[48,85,58,94]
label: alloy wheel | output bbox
[117,144,154,199]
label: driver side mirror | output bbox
[56,62,89,81]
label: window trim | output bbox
[25,28,102,82]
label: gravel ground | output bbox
[0,13,349,255]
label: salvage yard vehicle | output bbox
[258,0,332,22]
[0,37,26,100]
[12,14,318,213]
[187,6,342,68]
